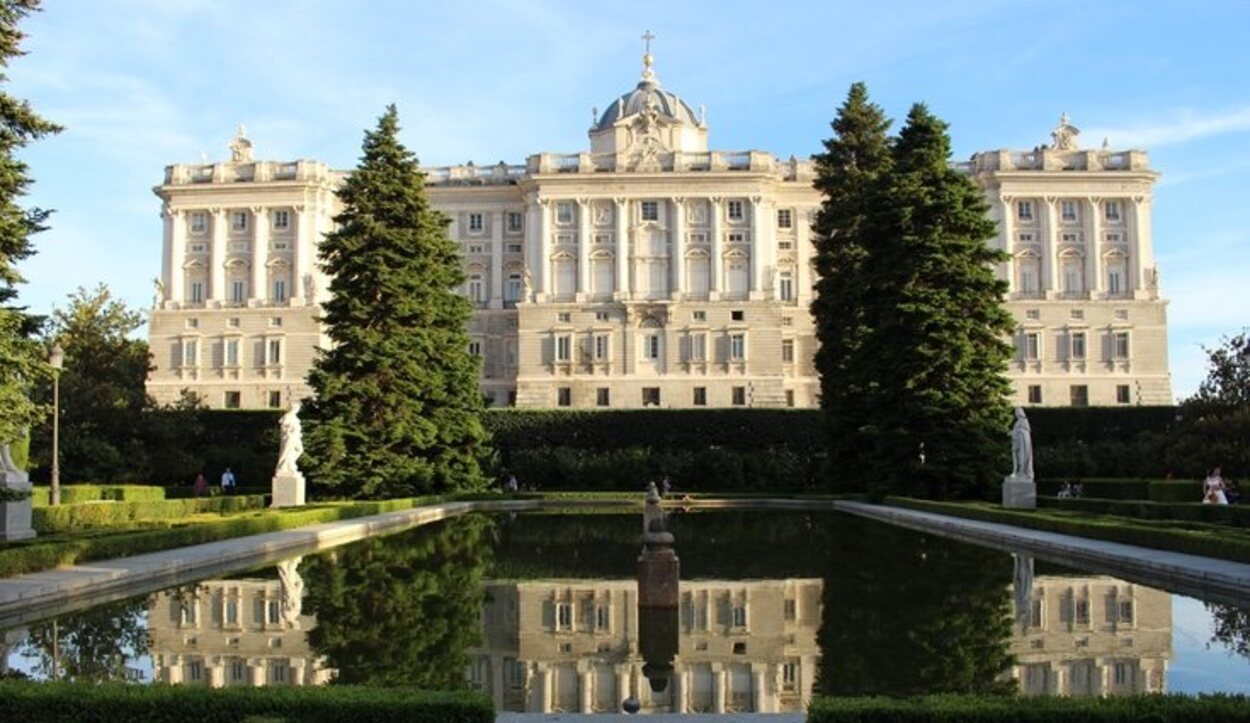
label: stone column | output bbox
[1131,195,1153,298]
[673,666,688,713]
[709,197,723,298]
[1041,197,1058,296]
[208,659,225,688]
[670,197,685,299]
[490,655,505,710]
[749,196,769,299]
[1087,197,1103,298]
[251,207,269,303]
[795,209,813,302]
[712,663,727,713]
[490,211,504,309]
[292,204,311,304]
[168,656,184,684]
[169,209,187,305]
[614,198,629,301]
[249,659,266,686]
[577,198,591,300]
[538,664,553,713]
[210,208,228,303]
[999,195,1015,289]
[578,664,593,713]
[538,200,553,301]
[615,665,631,711]
[751,664,768,712]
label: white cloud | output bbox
[1086,107,1250,149]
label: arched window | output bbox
[267,260,290,303]
[686,249,710,297]
[1059,249,1084,297]
[725,251,748,297]
[590,251,614,298]
[552,253,576,299]
[1104,250,1129,297]
[1015,251,1040,296]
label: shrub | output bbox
[30,484,167,506]
[31,495,268,533]
[0,680,493,723]
[808,693,1250,723]
[1150,480,1206,503]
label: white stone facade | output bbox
[146,60,1171,409]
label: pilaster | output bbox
[1131,195,1152,298]
[614,198,629,301]
[168,208,186,305]
[709,197,723,298]
[538,199,552,301]
[210,208,227,303]
[490,211,504,308]
[251,206,269,302]
[1087,197,1103,296]
[670,197,685,299]
[576,198,591,300]
[1041,197,1058,297]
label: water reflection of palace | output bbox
[147,559,332,687]
[469,578,823,713]
[1009,575,1171,696]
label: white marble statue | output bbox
[0,440,20,476]
[1010,407,1034,481]
[277,557,305,627]
[275,401,304,475]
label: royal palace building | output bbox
[146,49,1172,409]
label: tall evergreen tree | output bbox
[810,83,893,491]
[858,104,1015,498]
[0,0,60,451]
[304,106,488,498]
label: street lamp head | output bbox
[49,344,65,370]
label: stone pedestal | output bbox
[271,471,306,508]
[1002,475,1037,509]
[1,473,36,541]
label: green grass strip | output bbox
[809,693,1250,722]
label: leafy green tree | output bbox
[1159,331,1250,477]
[28,285,152,482]
[302,514,494,687]
[0,0,61,451]
[855,104,1014,498]
[810,82,893,492]
[19,597,150,682]
[304,106,488,498]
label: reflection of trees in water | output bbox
[18,597,150,682]
[1206,603,1250,658]
[816,515,1015,697]
[302,514,495,687]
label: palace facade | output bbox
[145,51,1171,409]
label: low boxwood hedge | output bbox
[0,680,493,723]
[30,484,166,506]
[808,694,1250,722]
[1036,478,1153,500]
[889,498,1250,564]
[164,485,271,499]
[1150,480,1206,503]
[31,495,268,533]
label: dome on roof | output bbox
[592,45,701,132]
[594,78,701,131]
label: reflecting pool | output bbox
[4,509,1250,713]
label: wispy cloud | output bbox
[1086,107,1250,149]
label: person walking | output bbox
[193,472,208,497]
[220,467,237,494]
[1204,467,1229,505]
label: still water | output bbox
[4,510,1250,713]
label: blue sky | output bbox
[8,0,1250,400]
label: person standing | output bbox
[1204,467,1229,505]
[221,467,236,494]
[193,472,208,497]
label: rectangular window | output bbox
[595,604,610,631]
[224,338,240,366]
[231,280,245,303]
[190,281,204,304]
[731,309,744,321]
[555,335,572,362]
[467,244,484,254]
[182,339,199,367]
[779,272,794,301]
[1075,599,1090,625]
[1118,600,1134,623]
[642,387,660,406]
[555,602,572,629]
[188,661,203,681]
[225,599,239,625]
[179,600,197,625]
[557,387,571,407]
[782,339,795,363]
[692,310,706,322]
[1105,200,1122,221]
[557,312,571,323]
[727,200,744,220]
[644,333,661,360]
[1017,200,1033,221]
[273,278,287,302]
[596,387,610,407]
[231,210,248,231]
[731,604,747,627]
[1117,384,1131,404]
[190,211,207,234]
[1027,385,1042,404]
[729,333,746,361]
[272,210,290,230]
[556,202,574,224]
[224,391,241,409]
[1070,331,1086,360]
[727,231,746,243]
[1022,332,1040,361]
[777,209,793,228]
[595,311,610,322]
[467,275,485,303]
[507,242,523,253]
[267,600,280,625]
[1114,332,1130,360]
[1017,232,1035,243]
[1070,385,1089,407]
[693,387,707,406]
[1061,200,1078,222]
[268,391,282,408]
[468,340,482,357]
[786,389,795,407]
[640,201,659,221]
[782,661,798,691]
[594,334,610,361]
[732,386,746,406]
[507,212,523,232]
[267,338,282,365]
[689,334,707,362]
[505,274,522,304]
[467,213,484,233]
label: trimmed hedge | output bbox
[808,694,1250,722]
[30,484,166,506]
[1037,478,1152,500]
[31,495,267,533]
[889,498,1250,564]
[0,680,493,723]
[505,446,818,491]
[0,496,448,578]
[164,485,272,499]
[1040,496,1250,526]
[1151,480,1205,503]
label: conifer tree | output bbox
[858,104,1015,498]
[810,83,893,491]
[304,106,488,498]
[0,0,60,452]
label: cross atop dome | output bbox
[641,30,657,84]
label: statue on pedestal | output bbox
[1010,407,1034,482]
[276,401,304,476]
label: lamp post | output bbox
[49,344,64,507]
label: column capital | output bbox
[575,197,590,206]
[999,194,1014,204]
[251,205,270,217]
[709,196,723,205]
[163,206,184,219]
[613,196,627,207]
[1132,195,1148,206]
[1086,195,1102,205]
[1043,196,1058,206]
[209,206,225,216]
[749,195,763,205]
[670,196,686,206]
